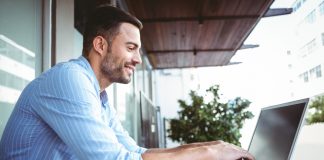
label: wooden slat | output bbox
[141,19,257,50]
[126,0,274,69]
[148,51,235,69]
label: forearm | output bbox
[141,146,210,160]
[144,141,221,153]
[141,140,254,160]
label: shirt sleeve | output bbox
[33,66,143,160]
[107,105,147,154]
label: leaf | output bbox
[167,84,254,146]
[306,95,324,124]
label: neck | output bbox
[97,74,112,92]
[85,55,112,92]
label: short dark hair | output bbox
[82,6,142,57]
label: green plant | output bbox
[167,85,253,146]
[306,95,324,124]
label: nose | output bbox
[133,50,142,65]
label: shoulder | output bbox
[45,58,94,84]
[36,59,99,99]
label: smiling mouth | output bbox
[125,65,135,74]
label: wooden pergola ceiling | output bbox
[125,0,275,69]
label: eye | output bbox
[127,45,136,51]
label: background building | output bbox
[288,0,324,99]
[288,0,324,159]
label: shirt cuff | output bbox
[131,151,145,160]
[136,147,147,154]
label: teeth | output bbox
[126,66,133,70]
[126,66,133,73]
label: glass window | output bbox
[293,1,302,12]
[307,39,317,54]
[136,54,145,92]
[115,83,136,137]
[315,65,322,78]
[299,72,309,83]
[320,1,324,15]
[305,10,316,24]
[143,61,152,99]
[309,65,322,79]
[300,39,317,57]
[0,0,41,137]
[288,64,292,69]
[287,50,291,56]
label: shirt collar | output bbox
[77,56,101,94]
[100,90,109,109]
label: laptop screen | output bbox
[248,99,309,160]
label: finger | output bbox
[240,152,255,160]
[227,143,249,153]
[237,148,254,160]
[225,143,254,160]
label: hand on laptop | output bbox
[142,140,255,160]
[205,140,255,160]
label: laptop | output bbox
[248,98,309,160]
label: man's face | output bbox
[100,23,142,84]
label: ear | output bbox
[92,36,108,56]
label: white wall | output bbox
[73,29,83,57]
[154,68,201,147]
[291,123,324,159]
[55,0,76,63]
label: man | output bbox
[0,6,254,160]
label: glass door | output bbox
[0,0,42,137]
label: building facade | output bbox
[288,0,324,99]
[288,0,324,159]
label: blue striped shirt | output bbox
[0,56,146,160]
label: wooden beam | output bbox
[141,15,259,23]
[153,62,238,70]
[147,48,235,53]
[227,62,242,65]
[263,8,292,17]
[239,44,259,50]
